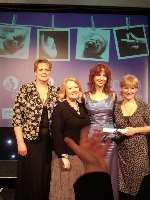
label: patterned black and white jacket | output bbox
[12,82,58,141]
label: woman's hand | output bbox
[118,127,137,136]
[64,126,111,173]
[17,141,27,156]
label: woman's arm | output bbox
[120,101,150,136]
[12,85,27,156]
[51,102,71,170]
[121,126,150,136]
[14,126,27,156]
[51,103,66,155]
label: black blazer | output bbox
[51,100,90,156]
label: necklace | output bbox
[67,100,80,115]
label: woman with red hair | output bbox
[84,63,118,200]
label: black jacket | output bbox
[51,100,90,156]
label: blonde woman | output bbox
[50,77,90,200]
[114,74,150,200]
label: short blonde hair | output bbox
[120,74,138,89]
[58,77,83,101]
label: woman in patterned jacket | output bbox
[12,58,58,200]
[114,74,150,200]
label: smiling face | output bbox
[89,64,111,94]
[94,71,107,89]
[120,74,138,101]
[65,80,80,101]
[35,62,51,84]
[121,86,137,101]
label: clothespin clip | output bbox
[90,16,96,33]
[12,14,17,25]
[126,16,130,31]
[52,14,55,30]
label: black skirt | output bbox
[15,128,52,200]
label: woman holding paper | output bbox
[84,63,118,200]
[114,74,150,200]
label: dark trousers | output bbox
[119,192,137,200]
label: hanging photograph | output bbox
[113,25,149,59]
[37,28,70,61]
[0,25,31,59]
[76,28,110,62]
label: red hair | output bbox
[88,63,112,94]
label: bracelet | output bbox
[61,154,69,159]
